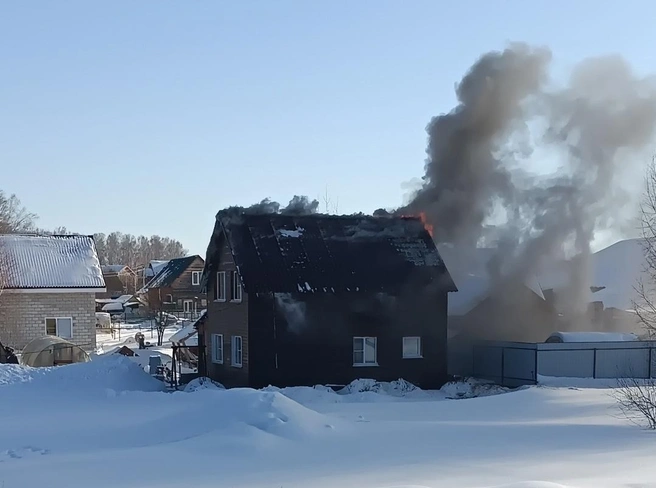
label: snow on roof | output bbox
[169,324,198,345]
[0,234,105,289]
[138,256,199,293]
[102,302,124,312]
[101,265,127,274]
[115,294,135,303]
[539,239,652,312]
[438,245,545,316]
[589,238,649,311]
[144,260,169,277]
[546,331,639,343]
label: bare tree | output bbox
[0,236,19,352]
[634,157,656,338]
[615,160,656,429]
[0,191,37,234]
[612,376,656,429]
[320,186,339,214]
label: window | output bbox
[215,272,226,301]
[231,271,242,302]
[201,299,207,307]
[192,271,201,286]
[231,335,243,367]
[45,317,73,339]
[165,294,173,303]
[353,337,377,366]
[211,334,223,364]
[402,336,422,359]
[183,300,193,313]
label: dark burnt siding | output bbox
[248,290,449,389]
[205,239,249,387]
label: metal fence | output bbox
[472,341,656,387]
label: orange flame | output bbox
[401,212,434,238]
[419,212,434,238]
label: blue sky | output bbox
[2,1,655,256]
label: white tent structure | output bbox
[21,336,90,368]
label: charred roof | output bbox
[202,213,456,295]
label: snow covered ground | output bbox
[1,356,655,488]
[95,321,184,370]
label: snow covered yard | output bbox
[0,358,654,488]
[95,322,185,370]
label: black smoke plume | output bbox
[399,43,656,333]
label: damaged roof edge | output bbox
[202,212,458,295]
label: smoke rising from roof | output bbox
[397,43,656,326]
[218,195,320,220]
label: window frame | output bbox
[214,271,226,302]
[402,336,422,359]
[191,271,201,286]
[231,335,243,368]
[183,299,193,313]
[231,271,243,303]
[353,336,378,367]
[45,317,73,339]
[211,334,224,364]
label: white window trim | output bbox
[215,271,226,302]
[353,336,378,367]
[44,317,74,340]
[402,336,423,359]
[192,271,201,286]
[231,271,243,303]
[211,334,224,364]
[231,335,243,368]
[183,300,193,313]
[164,294,173,304]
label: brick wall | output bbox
[0,292,97,351]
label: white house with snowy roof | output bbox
[538,238,654,336]
[0,234,105,351]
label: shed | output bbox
[21,336,91,367]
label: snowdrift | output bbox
[0,355,165,393]
[261,377,510,405]
[183,376,225,392]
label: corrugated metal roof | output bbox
[0,234,105,289]
[204,213,456,294]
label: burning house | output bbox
[198,212,456,389]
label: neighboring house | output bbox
[439,245,554,377]
[539,239,650,336]
[138,256,206,316]
[139,260,169,289]
[98,265,137,299]
[440,245,552,340]
[198,212,456,389]
[0,234,105,351]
